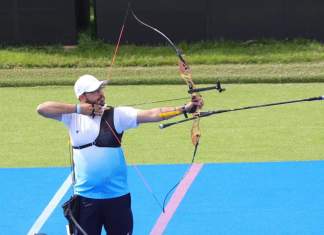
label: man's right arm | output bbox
[36,101,76,120]
[37,102,104,120]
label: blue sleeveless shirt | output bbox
[61,106,138,199]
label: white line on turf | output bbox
[27,173,72,235]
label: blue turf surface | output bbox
[1,161,324,235]
[0,168,71,234]
[165,161,324,235]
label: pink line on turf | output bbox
[150,163,204,235]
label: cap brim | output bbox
[86,80,109,93]
[97,80,109,90]
[100,80,109,86]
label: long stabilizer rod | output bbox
[159,95,324,129]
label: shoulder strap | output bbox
[68,140,75,185]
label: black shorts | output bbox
[75,193,133,235]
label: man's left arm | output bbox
[137,95,203,124]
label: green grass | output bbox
[2,62,324,87]
[2,38,324,167]
[2,36,324,68]
[1,84,323,168]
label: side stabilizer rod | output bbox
[159,96,324,129]
[188,81,225,94]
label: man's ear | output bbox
[79,94,86,102]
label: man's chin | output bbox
[98,100,105,106]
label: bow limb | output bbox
[179,59,202,147]
[130,7,204,212]
[131,6,203,149]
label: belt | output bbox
[72,141,96,149]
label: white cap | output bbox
[74,74,108,98]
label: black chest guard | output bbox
[72,107,123,149]
[95,107,123,147]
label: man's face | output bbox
[83,87,105,106]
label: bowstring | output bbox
[161,141,199,212]
[106,2,164,211]
[103,118,164,211]
[107,2,131,81]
